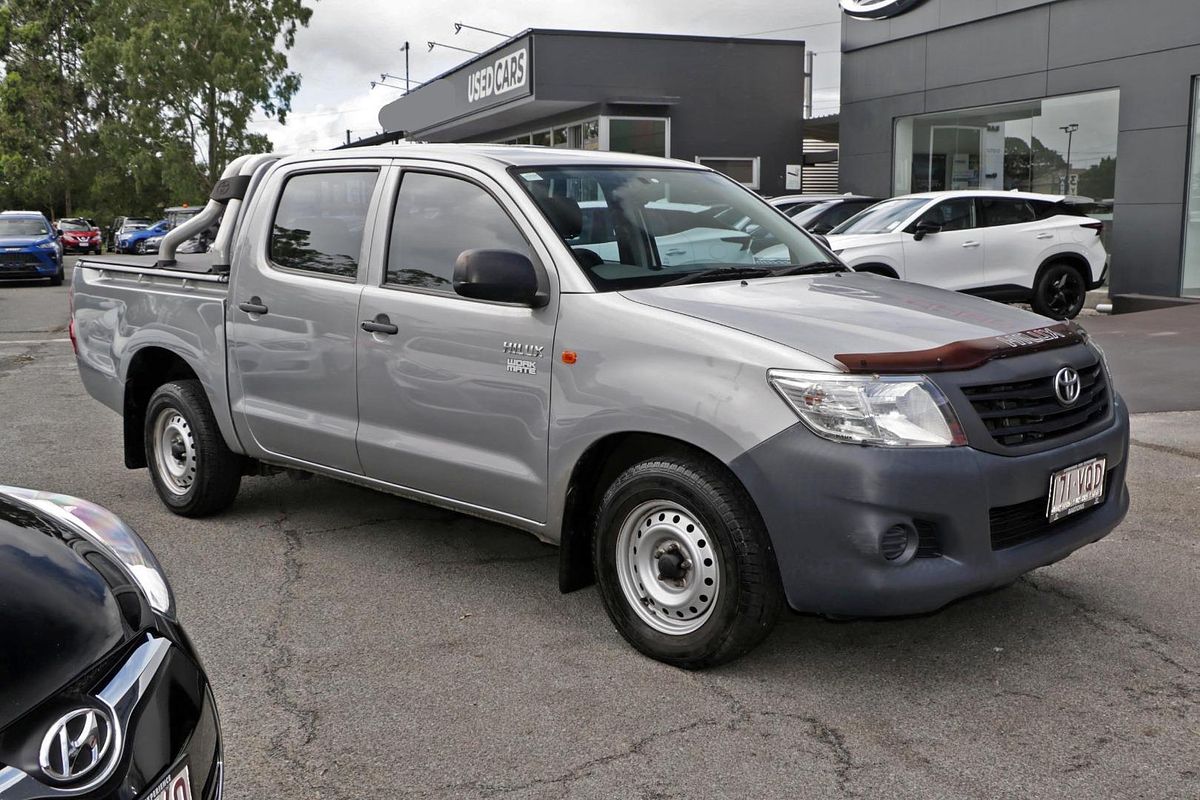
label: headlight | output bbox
[768,370,967,447]
[1,486,175,615]
[37,240,58,250]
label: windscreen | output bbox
[515,166,832,291]
[829,197,928,235]
[0,218,51,237]
[58,220,90,231]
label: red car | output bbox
[56,217,103,254]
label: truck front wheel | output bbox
[144,380,242,517]
[593,455,784,669]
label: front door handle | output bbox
[961,241,981,248]
[1035,232,1054,240]
[361,314,398,335]
[238,296,269,315]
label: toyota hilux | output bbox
[70,146,1129,668]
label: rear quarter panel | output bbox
[72,265,242,453]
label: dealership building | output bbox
[376,30,807,196]
[838,0,1200,309]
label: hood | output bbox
[0,496,129,732]
[621,272,1053,367]
[0,236,53,249]
[825,232,899,251]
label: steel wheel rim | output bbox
[152,407,197,496]
[615,500,721,636]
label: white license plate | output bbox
[1047,457,1106,522]
[147,764,191,800]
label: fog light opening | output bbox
[880,523,918,564]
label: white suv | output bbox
[824,191,1107,319]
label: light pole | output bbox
[1059,123,1079,194]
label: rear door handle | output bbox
[238,296,269,315]
[1035,232,1054,239]
[961,241,981,248]
[361,314,398,335]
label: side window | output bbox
[980,198,1036,227]
[270,170,378,278]
[917,198,977,232]
[387,172,532,292]
[820,201,872,230]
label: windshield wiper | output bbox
[772,261,845,276]
[661,266,775,286]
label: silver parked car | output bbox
[69,146,1129,667]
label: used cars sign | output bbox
[467,48,528,104]
[839,0,928,19]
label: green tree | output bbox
[1077,156,1116,200]
[0,0,96,216]
[86,0,311,193]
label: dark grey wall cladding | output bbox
[532,32,807,196]
[840,0,1200,298]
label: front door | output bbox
[228,164,385,473]
[901,196,984,290]
[355,164,557,523]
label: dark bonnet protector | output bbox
[835,322,1084,373]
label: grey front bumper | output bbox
[730,395,1130,617]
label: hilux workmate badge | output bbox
[997,327,1065,348]
[503,341,543,358]
[839,0,928,19]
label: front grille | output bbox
[989,475,1112,550]
[962,361,1109,447]
[0,252,43,270]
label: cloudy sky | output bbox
[248,0,844,152]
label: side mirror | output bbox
[453,249,546,307]
[912,221,941,241]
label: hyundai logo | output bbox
[839,0,929,19]
[39,707,116,784]
[1054,366,1082,406]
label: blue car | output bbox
[0,211,64,285]
[118,219,168,254]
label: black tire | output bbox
[144,380,242,517]
[49,264,63,286]
[593,455,784,669]
[1031,262,1087,319]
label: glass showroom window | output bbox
[894,89,1119,198]
[606,118,669,158]
[1184,78,1200,297]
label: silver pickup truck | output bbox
[72,145,1129,667]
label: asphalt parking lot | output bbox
[2,262,1198,799]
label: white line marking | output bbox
[0,338,71,345]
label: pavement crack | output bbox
[262,518,320,749]
[1020,575,1200,682]
[440,718,724,797]
[1130,438,1200,461]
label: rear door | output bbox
[354,162,557,524]
[228,160,386,473]
[978,196,1049,289]
[900,196,984,289]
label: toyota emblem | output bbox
[39,707,116,784]
[1054,366,1081,406]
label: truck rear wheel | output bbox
[144,380,242,517]
[593,455,784,669]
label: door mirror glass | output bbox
[912,221,941,241]
[453,249,545,307]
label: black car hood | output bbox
[0,497,128,732]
